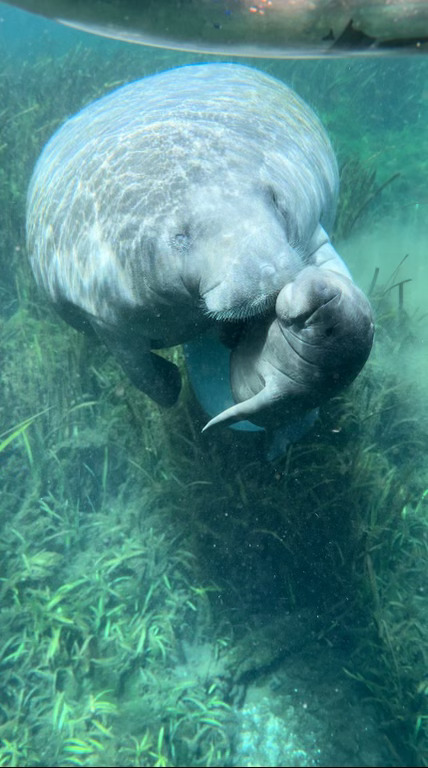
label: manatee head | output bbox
[202,265,375,431]
[273,265,375,396]
[191,186,306,322]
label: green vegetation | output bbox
[0,43,427,767]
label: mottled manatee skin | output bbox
[27,63,338,342]
[230,267,375,429]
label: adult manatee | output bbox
[27,63,373,426]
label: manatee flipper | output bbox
[91,318,181,406]
[183,331,263,433]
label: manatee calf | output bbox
[27,63,373,428]
[202,265,374,432]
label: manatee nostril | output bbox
[291,311,313,329]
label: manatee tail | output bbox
[201,387,272,432]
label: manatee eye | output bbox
[266,186,290,235]
[270,188,279,207]
[172,229,191,251]
[268,186,282,213]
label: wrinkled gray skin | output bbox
[27,63,374,429]
[203,265,374,431]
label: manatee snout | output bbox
[202,265,374,431]
[276,266,375,393]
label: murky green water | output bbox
[0,3,427,766]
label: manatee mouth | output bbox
[203,289,279,322]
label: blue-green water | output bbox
[0,3,427,767]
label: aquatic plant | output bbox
[334,158,400,240]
